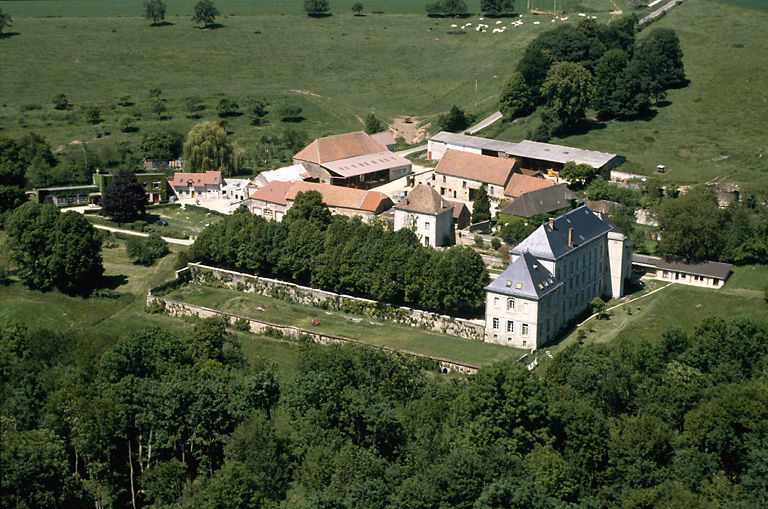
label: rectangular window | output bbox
[492,318,500,330]
[425,221,430,229]
[507,298,515,311]
[443,175,447,183]
[507,320,514,333]
[462,181,466,188]
[522,340,527,347]
[522,323,529,336]
[494,296,500,307]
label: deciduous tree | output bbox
[352,2,364,15]
[0,8,12,35]
[304,0,330,17]
[540,62,594,133]
[192,0,220,27]
[140,129,184,160]
[143,0,166,25]
[363,111,384,134]
[182,121,237,174]
[499,72,535,120]
[101,171,147,225]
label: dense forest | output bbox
[2,313,766,507]
[191,191,489,318]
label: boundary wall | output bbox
[182,263,485,341]
[147,267,478,374]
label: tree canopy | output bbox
[540,62,594,133]
[438,105,472,133]
[192,0,219,27]
[5,202,103,294]
[182,121,238,175]
[304,0,330,17]
[363,112,384,134]
[0,8,11,35]
[471,185,491,224]
[101,171,147,225]
[143,0,166,24]
[139,128,184,160]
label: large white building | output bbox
[485,206,632,349]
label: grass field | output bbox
[553,265,768,350]
[0,0,629,168]
[85,203,223,239]
[159,283,526,366]
[494,0,768,186]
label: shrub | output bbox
[52,94,70,110]
[216,98,240,117]
[126,233,170,265]
[474,235,485,248]
[491,237,501,250]
[279,104,304,122]
[233,317,251,331]
[132,220,147,232]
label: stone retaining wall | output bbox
[145,291,478,375]
[184,263,485,341]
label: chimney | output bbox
[568,228,574,247]
[548,217,554,229]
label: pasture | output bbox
[0,0,629,168]
[495,0,768,186]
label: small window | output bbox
[522,340,527,347]
[425,221,430,229]
[442,175,447,183]
[522,323,529,336]
[492,318,500,330]
[507,320,514,333]
[507,298,515,311]
[494,296,500,307]
[462,181,466,188]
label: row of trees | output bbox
[143,0,220,28]
[427,0,516,17]
[499,18,686,134]
[3,314,766,506]
[192,191,489,317]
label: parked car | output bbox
[156,219,168,226]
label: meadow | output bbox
[0,0,629,167]
[494,0,768,186]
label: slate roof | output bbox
[513,140,619,169]
[632,254,733,280]
[430,131,520,154]
[294,131,388,164]
[286,182,391,212]
[395,184,452,215]
[249,181,292,205]
[485,251,562,301]
[435,150,520,186]
[171,171,221,188]
[511,205,613,260]
[503,173,556,198]
[498,184,577,218]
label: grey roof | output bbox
[511,205,613,260]
[485,251,561,300]
[498,184,577,218]
[512,140,620,169]
[631,254,732,280]
[430,131,520,154]
[323,151,410,178]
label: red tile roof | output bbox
[435,150,520,186]
[503,173,556,198]
[286,182,391,212]
[294,131,388,164]
[249,181,293,205]
[171,171,222,188]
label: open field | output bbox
[552,265,768,350]
[159,282,526,366]
[494,0,768,186]
[0,0,629,168]
[85,203,224,239]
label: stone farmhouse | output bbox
[293,131,411,187]
[485,206,632,349]
[286,182,392,223]
[170,171,223,200]
[428,131,623,174]
[632,254,732,289]
[430,149,522,202]
[394,184,455,247]
[248,181,293,221]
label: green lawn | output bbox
[552,265,768,350]
[160,283,526,366]
[493,0,768,187]
[85,203,223,239]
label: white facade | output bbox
[394,208,454,248]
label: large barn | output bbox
[293,131,411,188]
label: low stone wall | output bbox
[145,291,478,375]
[184,263,486,341]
